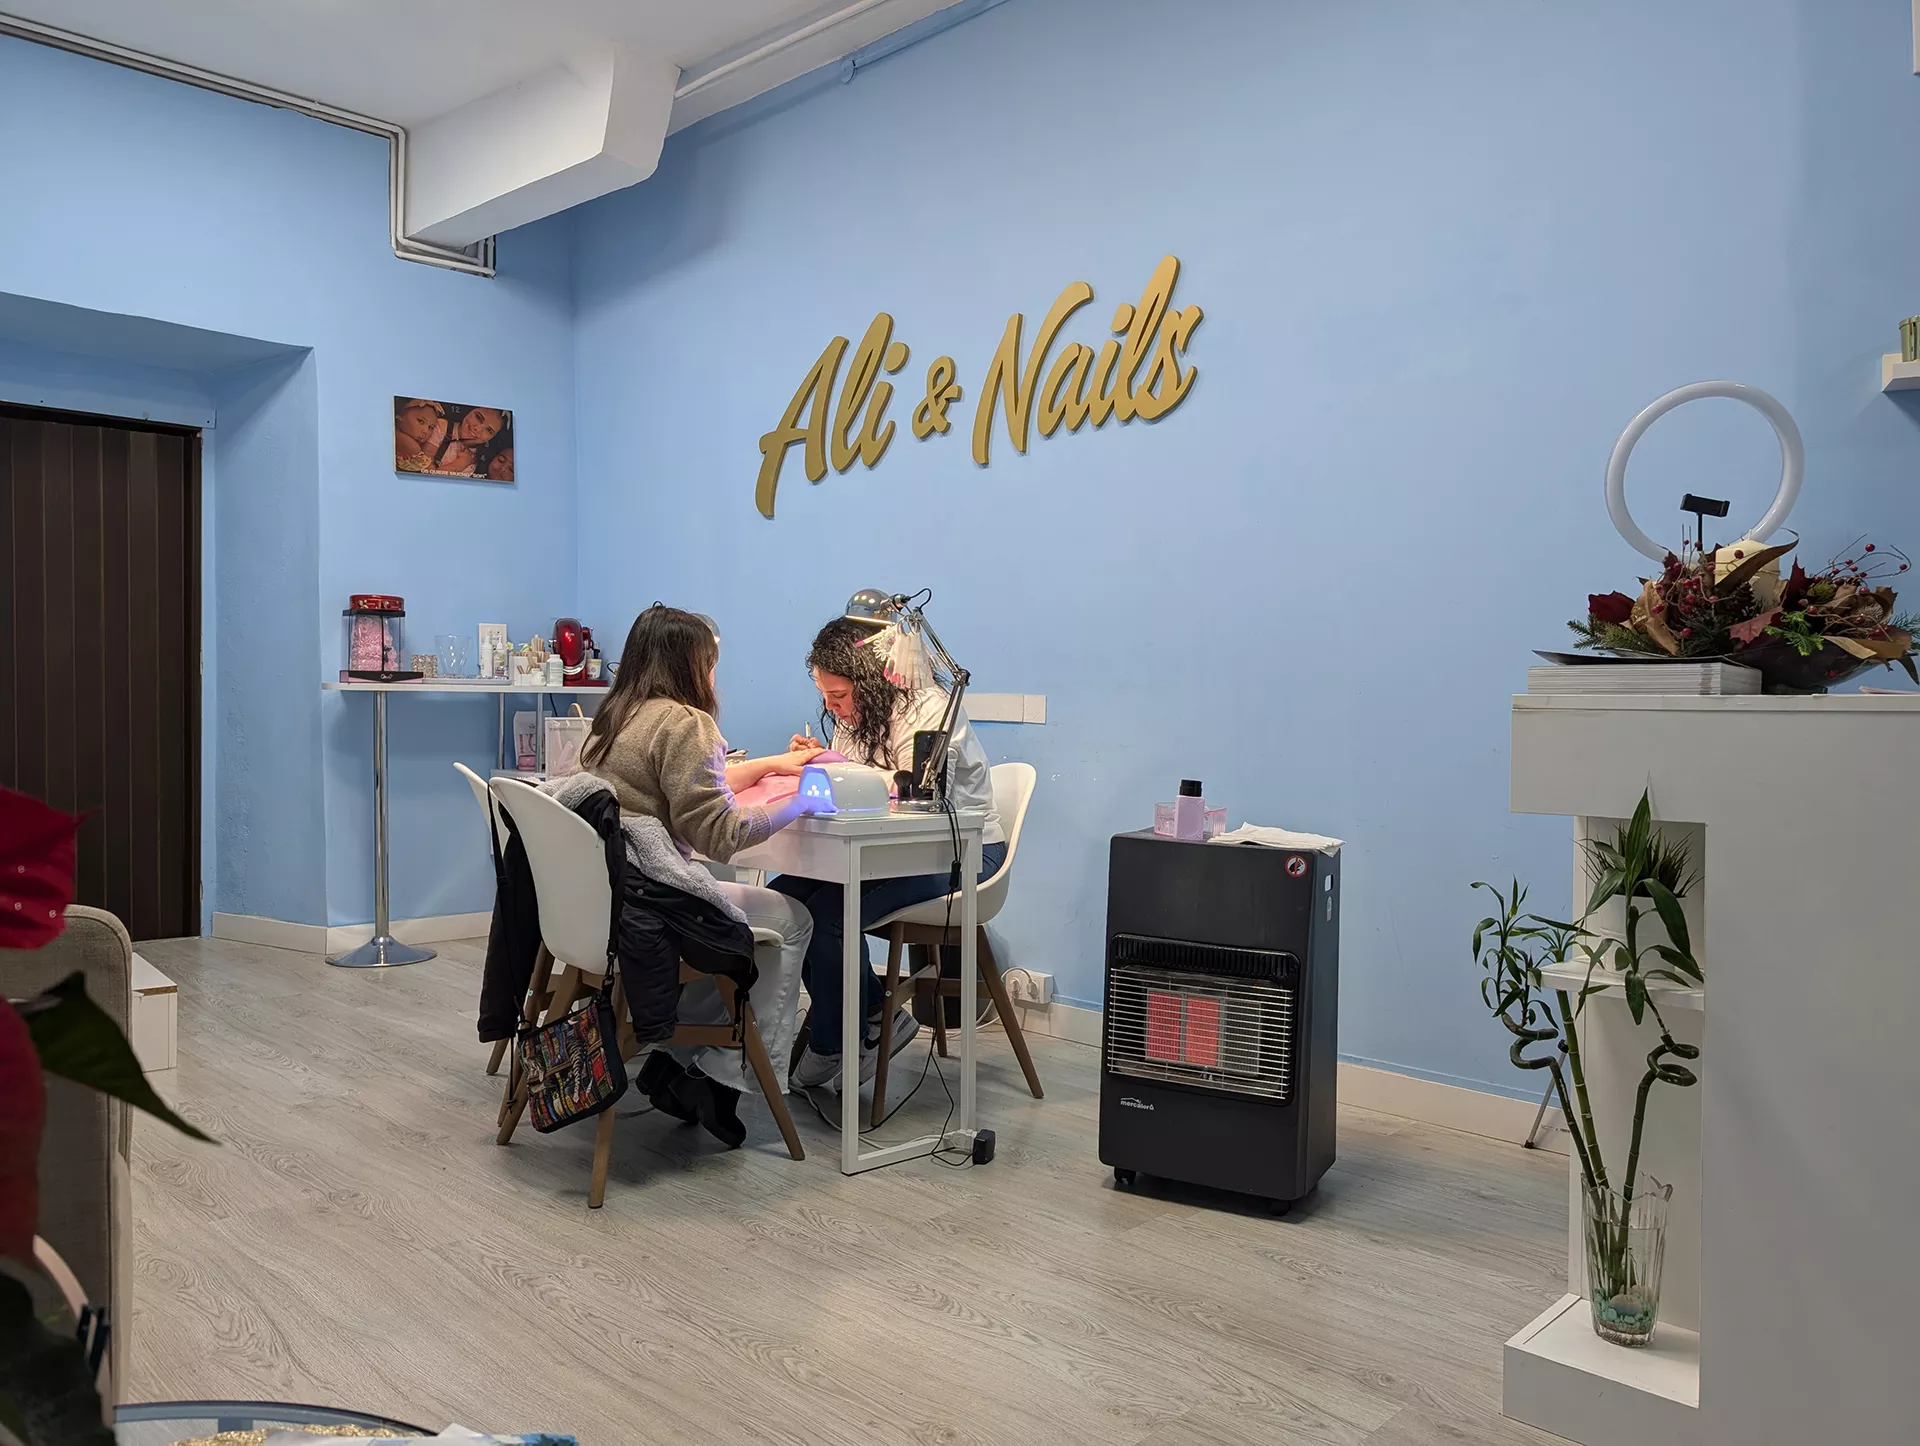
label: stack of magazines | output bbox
[1525,661,1761,696]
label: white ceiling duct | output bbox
[0,0,965,276]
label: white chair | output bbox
[458,761,522,1077]
[488,778,802,1207]
[865,762,1041,1126]
[455,760,507,855]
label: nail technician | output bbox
[772,612,1007,1092]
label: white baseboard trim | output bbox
[211,912,328,953]
[212,911,491,957]
[1007,997,1104,1047]
[1338,1062,1568,1154]
[324,912,491,954]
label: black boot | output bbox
[636,1051,698,1124]
[671,1067,747,1149]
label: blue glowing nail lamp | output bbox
[797,762,893,815]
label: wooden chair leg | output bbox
[496,1071,530,1145]
[872,925,906,1127]
[790,1007,811,1079]
[543,965,584,1023]
[503,960,581,1123]
[915,944,948,1058]
[584,970,631,1208]
[489,945,554,1077]
[978,929,1043,1099]
[587,1104,616,1209]
[740,1005,806,1161]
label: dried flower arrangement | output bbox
[1568,536,1919,690]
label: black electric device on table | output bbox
[1099,831,1340,1216]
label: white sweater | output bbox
[832,689,1005,847]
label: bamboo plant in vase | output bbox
[1472,790,1702,1347]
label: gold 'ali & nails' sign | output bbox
[755,255,1202,517]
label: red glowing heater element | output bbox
[1146,992,1182,1063]
[1144,990,1225,1068]
[1183,995,1222,1067]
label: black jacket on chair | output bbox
[477,787,757,1049]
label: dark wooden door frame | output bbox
[1,401,203,938]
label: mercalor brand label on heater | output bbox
[1120,1096,1156,1111]
[754,256,1203,517]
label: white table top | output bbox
[323,680,609,694]
[771,806,986,838]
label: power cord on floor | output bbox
[793,791,980,1168]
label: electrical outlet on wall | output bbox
[1004,969,1053,1005]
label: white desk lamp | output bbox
[844,587,971,803]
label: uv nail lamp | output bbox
[797,763,893,815]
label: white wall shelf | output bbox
[1882,354,1920,391]
[1538,960,1703,1014]
[1505,1294,1699,1446]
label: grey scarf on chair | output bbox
[542,772,747,924]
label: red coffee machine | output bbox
[553,617,588,685]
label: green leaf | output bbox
[1644,878,1692,959]
[1586,867,1626,915]
[0,1272,116,1446]
[1471,917,1494,961]
[1628,790,1652,847]
[17,974,212,1143]
[1625,973,1648,1026]
[1652,944,1704,983]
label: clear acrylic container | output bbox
[343,595,417,679]
[1153,803,1227,839]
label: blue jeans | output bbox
[771,840,1007,1056]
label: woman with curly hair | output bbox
[773,616,1006,1091]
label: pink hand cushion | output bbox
[732,750,847,808]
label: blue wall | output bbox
[569,0,1920,1095]
[7,2,1920,1092]
[0,36,578,927]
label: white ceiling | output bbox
[1,0,865,125]
[4,0,962,247]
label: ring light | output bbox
[1604,381,1803,563]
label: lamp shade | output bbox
[843,588,897,628]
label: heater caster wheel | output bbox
[1113,1168,1137,1189]
[1266,1198,1293,1218]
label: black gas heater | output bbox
[1099,831,1339,1215]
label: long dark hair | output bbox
[581,605,719,768]
[807,617,908,768]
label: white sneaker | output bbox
[792,1010,921,1091]
[792,1044,844,1090]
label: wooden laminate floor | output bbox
[128,936,1567,1446]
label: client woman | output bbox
[578,604,825,1144]
[774,617,1008,1090]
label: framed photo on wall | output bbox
[394,396,514,481]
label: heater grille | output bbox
[1110,933,1294,981]
[1105,963,1295,1102]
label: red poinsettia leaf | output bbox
[0,787,81,950]
[1588,591,1636,625]
[1728,609,1781,646]
[0,1001,44,1263]
[1782,560,1811,606]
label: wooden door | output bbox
[0,404,201,941]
